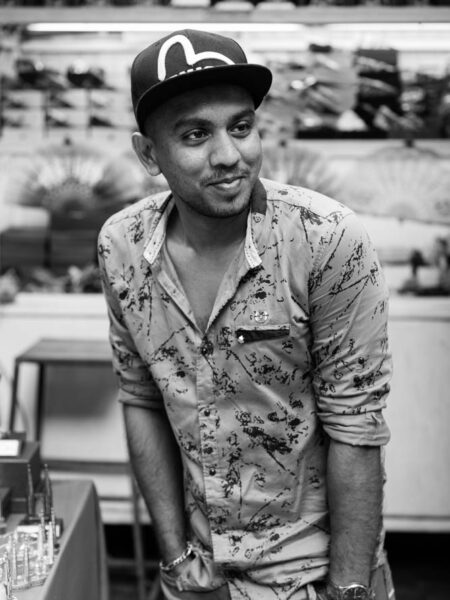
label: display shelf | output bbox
[1,5,449,188]
[1,6,450,25]
[2,6,449,65]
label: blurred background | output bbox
[0,1,449,599]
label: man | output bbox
[98,29,394,600]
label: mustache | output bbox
[203,170,249,185]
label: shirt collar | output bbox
[142,193,174,266]
[245,178,267,269]
[143,180,268,269]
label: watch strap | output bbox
[327,581,374,600]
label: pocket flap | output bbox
[235,324,290,343]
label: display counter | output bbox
[0,291,449,531]
[6,479,109,600]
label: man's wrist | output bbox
[159,542,194,573]
[325,580,374,600]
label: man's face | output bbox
[140,84,262,219]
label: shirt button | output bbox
[209,467,216,476]
[200,339,214,356]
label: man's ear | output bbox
[132,132,161,176]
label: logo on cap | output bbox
[157,34,235,82]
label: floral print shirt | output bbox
[98,178,392,599]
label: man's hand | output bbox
[159,543,229,600]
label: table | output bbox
[9,480,109,600]
[9,338,113,440]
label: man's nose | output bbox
[209,132,240,168]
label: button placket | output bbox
[200,411,217,460]
[200,337,214,357]
[197,338,219,494]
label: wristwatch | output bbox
[326,582,374,600]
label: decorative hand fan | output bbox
[340,144,450,225]
[260,143,341,199]
[3,139,154,275]
[6,138,146,221]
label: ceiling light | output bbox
[26,22,304,34]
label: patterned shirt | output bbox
[98,178,392,599]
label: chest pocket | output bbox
[235,323,290,344]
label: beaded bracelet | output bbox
[159,542,194,572]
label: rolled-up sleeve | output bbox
[309,210,392,446]
[98,226,164,410]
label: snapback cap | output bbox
[131,29,272,133]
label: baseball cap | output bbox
[131,29,272,133]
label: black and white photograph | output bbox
[0,2,449,600]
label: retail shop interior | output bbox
[0,4,449,600]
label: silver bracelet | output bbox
[159,542,194,572]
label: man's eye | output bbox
[232,121,252,135]
[184,130,207,141]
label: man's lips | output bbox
[207,174,246,186]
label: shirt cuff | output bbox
[118,387,164,410]
[319,410,391,446]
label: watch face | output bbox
[342,585,370,600]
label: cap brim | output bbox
[135,63,272,133]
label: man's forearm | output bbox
[123,404,187,563]
[327,440,383,586]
